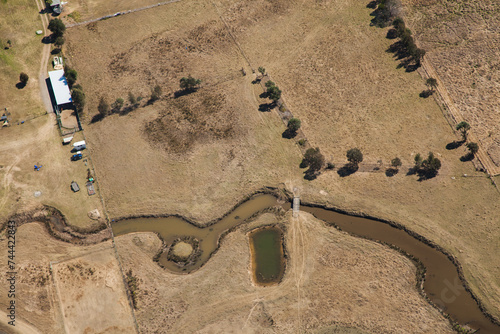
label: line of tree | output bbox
[413,152,441,179]
[96,90,146,120]
[392,18,426,66]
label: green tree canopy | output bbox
[466,142,479,156]
[180,75,201,91]
[426,78,438,91]
[303,147,325,172]
[391,157,402,168]
[97,97,109,116]
[421,152,441,174]
[19,72,29,85]
[71,88,86,113]
[267,85,281,102]
[265,80,275,88]
[346,148,363,166]
[258,67,266,76]
[54,36,65,48]
[456,121,471,140]
[287,118,301,133]
[150,85,162,101]
[48,19,66,38]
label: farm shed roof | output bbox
[48,69,72,106]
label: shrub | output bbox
[71,88,85,113]
[180,75,201,91]
[298,139,306,146]
[97,97,109,116]
[150,85,162,101]
[287,118,301,133]
[19,72,29,85]
[346,148,363,166]
[265,80,275,88]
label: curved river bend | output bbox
[112,194,500,333]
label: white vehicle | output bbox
[73,140,86,151]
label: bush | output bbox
[19,72,29,85]
[71,88,85,113]
[287,118,301,133]
[267,85,281,102]
[298,139,306,146]
[346,148,363,166]
[265,80,275,88]
[326,162,335,170]
[150,85,162,102]
[97,97,109,116]
[66,69,77,88]
[111,98,124,112]
[180,75,201,91]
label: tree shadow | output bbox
[387,42,420,71]
[15,82,26,89]
[174,89,197,98]
[460,153,474,162]
[416,169,438,181]
[406,167,417,176]
[366,1,377,9]
[281,129,297,139]
[51,48,61,55]
[41,36,53,44]
[385,168,399,177]
[304,168,319,181]
[90,113,105,124]
[258,103,272,112]
[446,140,464,150]
[337,164,358,177]
[259,92,268,99]
[419,90,434,98]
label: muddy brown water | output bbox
[112,194,500,333]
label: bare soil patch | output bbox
[52,247,136,334]
[115,212,453,333]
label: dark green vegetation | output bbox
[48,18,66,38]
[126,270,139,309]
[249,227,285,285]
[18,72,28,88]
[456,121,471,141]
[179,75,201,92]
[283,117,301,138]
[301,147,325,179]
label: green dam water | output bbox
[249,227,285,285]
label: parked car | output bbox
[71,152,83,161]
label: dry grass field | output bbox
[115,212,454,333]
[0,223,129,333]
[63,0,500,325]
[405,0,500,165]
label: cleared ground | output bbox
[52,247,136,334]
[115,212,454,333]
[0,223,130,332]
[405,0,500,166]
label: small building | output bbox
[50,0,62,14]
[48,69,72,111]
[71,181,80,192]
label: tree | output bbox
[97,97,109,117]
[111,98,124,112]
[466,142,479,157]
[179,75,201,92]
[66,69,77,88]
[265,80,275,88]
[346,148,363,167]
[303,147,325,172]
[258,67,266,76]
[19,72,29,85]
[287,118,301,133]
[421,152,441,175]
[128,92,136,105]
[267,85,281,103]
[391,157,402,169]
[426,78,438,91]
[456,121,470,141]
[48,19,66,38]
[414,153,423,170]
[150,85,162,101]
[71,88,86,113]
[413,48,426,65]
[54,36,65,48]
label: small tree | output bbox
[258,67,266,76]
[414,153,423,170]
[54,36,65,49]
[71,88,86,113]
[287,118,301,134]
[466,142,479,157]
[48,19,66,38]
[413,48,426,65]
[426,78,438,91]
[128,92,136,105]
[111,98,124,112]
[19,72,29,85]
[391,157,402,169]
[346,148,363,168]
[179,76,201,92]
[97,97,109,117]
[267,85,281,103]
[66,69,77,88]
[421,152,441,175]
[150,85,162,101]
[265,80,275,88]
[303,147,325,172]
[456,121,471,141]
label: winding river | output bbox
[112,194,500,333]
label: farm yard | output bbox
[0,0,499,332]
